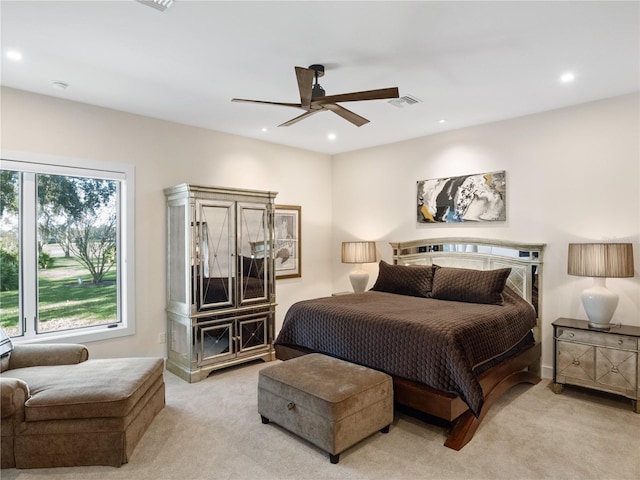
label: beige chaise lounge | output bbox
[1,343,165,469]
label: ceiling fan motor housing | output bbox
[309,64,326,98]
[312,83,326,98]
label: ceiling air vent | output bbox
[137,0,174,12]
[388,95,422,108]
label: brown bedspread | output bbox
[275,287,536,416]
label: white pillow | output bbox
[0,327,13,357]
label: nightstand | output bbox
[552,317,640,413]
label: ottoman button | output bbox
[287,402,296,410]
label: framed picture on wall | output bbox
[417,170,506,223]
[274,205,301,279]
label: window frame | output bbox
[0,150,135,344]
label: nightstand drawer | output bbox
[556,327,638,350]
[606,335,639,350]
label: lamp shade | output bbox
[341,241,377,264]
[568,242,634,328]
[568,243,634,278]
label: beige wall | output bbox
[1,87,333,358]
[332,93,640,376]
[2,87,639,377]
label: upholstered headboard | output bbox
[390,238,545,317]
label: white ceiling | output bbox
[1,1,639,155]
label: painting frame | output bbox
[417,170,506,224]
[274,205,301,279]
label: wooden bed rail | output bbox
[275,341,541,451]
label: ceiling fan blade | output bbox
[323,104,370,127]
[231,98,302,108]
[313,87,399,105]
[278,110,319,127]
[295,66,314,109]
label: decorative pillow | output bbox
[430,266,511,305]
[242,257,264,279]
[371,260,437,298]
[0,327,13,358]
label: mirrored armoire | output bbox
[164,184,277,382]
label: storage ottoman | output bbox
[257,353,393,463]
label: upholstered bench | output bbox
[1,344,165,469]
[257,353,393,463]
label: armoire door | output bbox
[197,320,235,365]
[237,202,270,306]
[195,199,235,311]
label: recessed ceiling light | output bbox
[261,127,268,132]
[560,72,575,83]
[327,133,337,141]
[439,119,446,124]
[6,50,22,61]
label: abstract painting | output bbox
[417,171,506,223]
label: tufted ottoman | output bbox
[257,353,393,463]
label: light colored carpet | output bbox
[3,360,639,480]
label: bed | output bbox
[274,237,544,450]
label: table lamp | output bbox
[568,243,634,329]
[341,241,377,293]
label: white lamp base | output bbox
[582,277,619,329]
[349,265,369,293]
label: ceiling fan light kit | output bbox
[232,64,399,127]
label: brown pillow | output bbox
[371,260,436,298]
[430,266,511,305]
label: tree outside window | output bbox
[1,168,122,337]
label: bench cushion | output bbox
[8,357,164,422]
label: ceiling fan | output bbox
[232,64,399,127]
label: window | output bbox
[0,152,135,343]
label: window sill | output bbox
[12,323,135,346]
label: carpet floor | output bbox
[2,360,639,480]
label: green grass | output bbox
[0,255,117,330]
